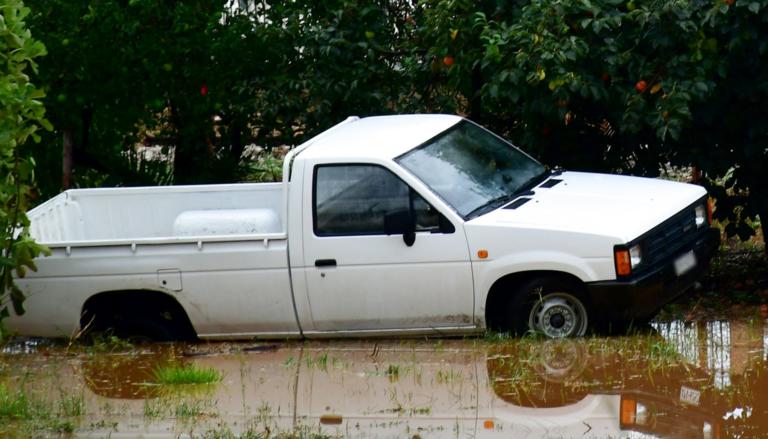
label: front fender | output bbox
[473,251,613,319]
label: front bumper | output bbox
[586,227,720,322]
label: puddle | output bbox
[2,315,768,438]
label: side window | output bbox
[413,195,441,232]
[314,164,451,236]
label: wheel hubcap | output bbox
[529,293,588,338]
[549,313,565,328]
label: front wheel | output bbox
[507,278,590,338]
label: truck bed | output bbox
[28,183,285,245]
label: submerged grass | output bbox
[58,391,84,418]
[0,383,83,436]
[0,384,30,419]
[203,425,335,438]
[153,363,223,385]
[174,400,206,418]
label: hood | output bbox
[468,171,706,242]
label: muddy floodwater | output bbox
[2,314,768,438]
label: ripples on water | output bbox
[1,316,767,438]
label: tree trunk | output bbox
[81,107,92,151]
[170,103,185,184]
[170,102,215,184]
[759,205,768,259]
[62,127,75,190]
[469,64,483,123]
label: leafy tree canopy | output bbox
[20,0,768,245]
[421,0,768,242]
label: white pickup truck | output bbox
[8,115,719,340]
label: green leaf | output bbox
[39,118,53,131]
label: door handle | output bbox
[315,259,337,267]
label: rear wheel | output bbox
[81,291,197,343]
[507,277,590,338]
[113,314,184,342]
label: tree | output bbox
[681,0,768,246]
[26,0,424,190]
[20,0,768,250]
[0,0,51,329]
[421,0,768,249]
[251,0,422,145]
[26,1,238,189]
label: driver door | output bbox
[301,163,474,332]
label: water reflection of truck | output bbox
[70,340,722,438]
[10,115,719,340]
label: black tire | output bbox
[117,316,181,343]
[81,292,197,343]
[92,311,192,343]
[506,277,590,338]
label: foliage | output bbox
[470,0,711,171]
[241,149,284,183]
[0,383,30,419]
[152,363,222,385]
[259,1,420,138]
[0,382,82,435]
[17,0,768,247]
[682,0,768,243]
[0,0,50,326]
[421,0,768,245]
[26,0,241,188]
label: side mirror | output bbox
[384,210,416,247]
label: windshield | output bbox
[396,120,546,219]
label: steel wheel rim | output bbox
[528,292,588,338]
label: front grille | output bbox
[642,204,700,269]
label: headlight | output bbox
[635,402,649,425]
[629,244,642,268]
[695,203,707,227]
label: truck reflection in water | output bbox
[69,328,768,438]
[487,339,721,438]
[5,319,767,437]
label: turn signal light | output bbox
[615,249,632,276]
[620,397,637,426]
[477,249,489,259]
[483,419,494,430]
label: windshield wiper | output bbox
[465,193,520,219]
[515,169,552,195]
[464,169,552,220]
